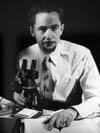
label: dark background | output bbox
[0,0,100,100]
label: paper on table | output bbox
[22,109,64,133]
[22,110,100,133]
[0,97,13,104]
[61,118,100,133]
[0,97,14,116]
[14,108,41,118]
[23,117,59,133]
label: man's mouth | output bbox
[40,41,57,53]
[43,41,55,47]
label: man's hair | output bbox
[28,1,64,27]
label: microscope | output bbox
[13,59,43,110]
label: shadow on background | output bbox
[0,34,4,97]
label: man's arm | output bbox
[73,50,100,117]
[43,50,100,130]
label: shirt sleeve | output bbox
[72,50,100,117]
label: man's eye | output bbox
[51,25,59,31]
[38,27,47,32]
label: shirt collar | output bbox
[49,40,63,66]
[38,40,64,66]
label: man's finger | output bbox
[55,116,63,128]
[17,100,25,106]
[63,115,73,127]
[47,114,57,130]
[43,117,51,124]
[16,97,25,106]
[67,116,73,126]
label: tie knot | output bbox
[42,56,49,71]
[42,56,56,71]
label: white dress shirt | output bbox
[18,39,100,118]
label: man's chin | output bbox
[42,46,56,54]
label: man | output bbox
[13,2,100,130]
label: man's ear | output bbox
[30,25,34,37]
[60,24,64,36]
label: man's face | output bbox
[31,12,64,54]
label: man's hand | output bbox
[43,108,78,130]
[13,91,25,106]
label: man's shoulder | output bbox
[18,43,39,59]
[60,40,91,66]
[60,40,90,55]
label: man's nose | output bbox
[44,29,54,40]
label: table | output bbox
[0,117,21,133]
[22,110,100,133]
[0,97,100,133]
[0,97,22,133]
[61,118,100,133]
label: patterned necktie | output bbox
[40,56,55,100]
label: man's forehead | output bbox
[34,12,61,26]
